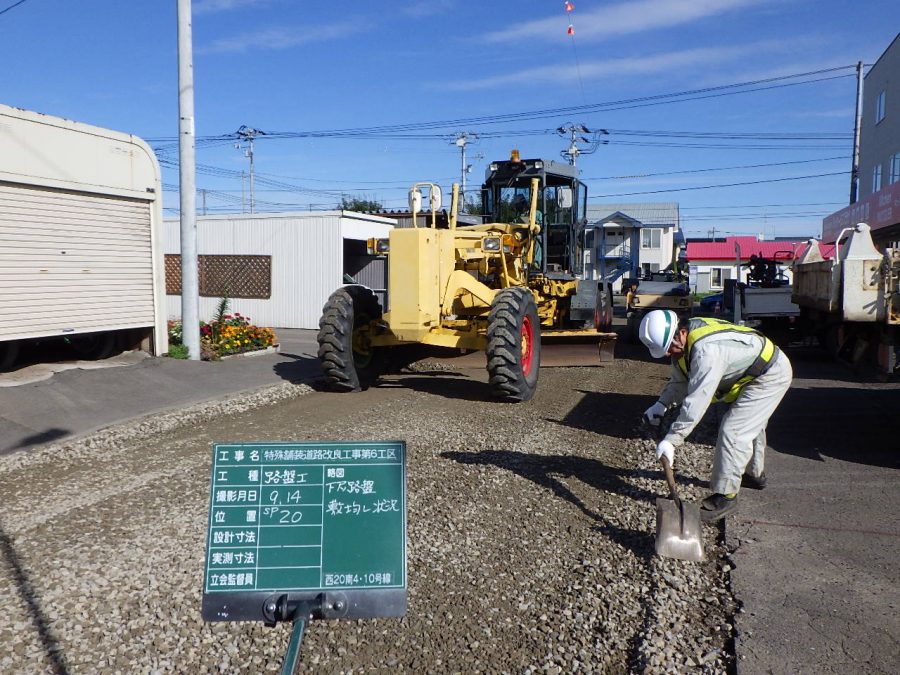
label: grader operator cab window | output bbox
[481,155,587,276]
[498,186,541,224]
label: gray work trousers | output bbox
[711,352,793,495]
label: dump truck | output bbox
[792,222,900,375]
[317,152,616,402]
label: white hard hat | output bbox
[639,309,680,358]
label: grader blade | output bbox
[412,331,616,369]
[539,330,617,367]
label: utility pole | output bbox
[236,125,265,214]
[850,61,864,204]
[452,132,478,198]
[557,123,609,166]
[177,0,200,360]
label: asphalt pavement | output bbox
[0,329,322,455]
[0,329,897,673]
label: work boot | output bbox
[741,472,767,490]
[700,493,738,522]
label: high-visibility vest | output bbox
[676,317,778,403]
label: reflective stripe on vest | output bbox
[676,317,778,403]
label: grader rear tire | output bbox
[317,286,383,392]
[486,287,540,402]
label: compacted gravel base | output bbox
[0,361,739,673]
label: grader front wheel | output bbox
[317,286,383,391]
[486,287,540,402]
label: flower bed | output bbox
[167,313,277,360]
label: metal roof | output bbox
[587,202,679,227]
[686,236,811,261]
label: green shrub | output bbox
[167,343,190,359]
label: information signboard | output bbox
[201,441,407,623]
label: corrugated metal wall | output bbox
[347,256,388,309]
[165,212,393,329]
[0,183,156,341]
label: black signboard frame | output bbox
[201,441,407,624]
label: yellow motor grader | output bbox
[317,152,615,402]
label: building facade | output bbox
[164,211,394,330]
[824,33,900,246]
[585,203,681,292]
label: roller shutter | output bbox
[0,183,156,341]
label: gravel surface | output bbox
[0,359,739,673]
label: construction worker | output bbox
[625,281,639,313]
[638,310,793,522]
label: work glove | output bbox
[643,401,667,427]
[656,439,675,466]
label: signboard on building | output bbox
[202,441,407,622]
[823,181,900,243]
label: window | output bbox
[891,153,900,184]
[875,90,886,124]
[873,164,883,193]
[641,228,661,249]
[640,262,660,278]
[710,267,731,290]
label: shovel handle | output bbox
[660,455,679,502]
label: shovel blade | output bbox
[655,497,705,562]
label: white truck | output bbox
[0,104,168,370]
[792,222,900,375]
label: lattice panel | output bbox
[165,255,182,295]
[165,254,272,299]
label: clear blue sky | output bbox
[3,0,899,238]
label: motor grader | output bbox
[317,152,615,402]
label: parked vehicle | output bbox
[624,278,693,342]
[792,222,900,375]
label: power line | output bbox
[0,0,29,17]
[591,171,846,198]
[145,65,858,145]
[681,201,845,210]
[586,156,847,180]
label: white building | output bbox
[164,211,394,329]
[585,203,681,292]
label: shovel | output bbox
[655,455,705,562]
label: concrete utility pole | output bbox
[850,61,864,204]
[236,126,265,214]
[177,0,200,360]
[557,123,609,166]
[452,132,478,198]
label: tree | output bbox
[340,195,383,212]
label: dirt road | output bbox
[0,355,740,674]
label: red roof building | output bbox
[685,237,835,293]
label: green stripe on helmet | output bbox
[660,311,674,353]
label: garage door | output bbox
[0,182,156,341]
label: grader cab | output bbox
[317,152,614,402]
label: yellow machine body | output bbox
[371,211,537,351]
